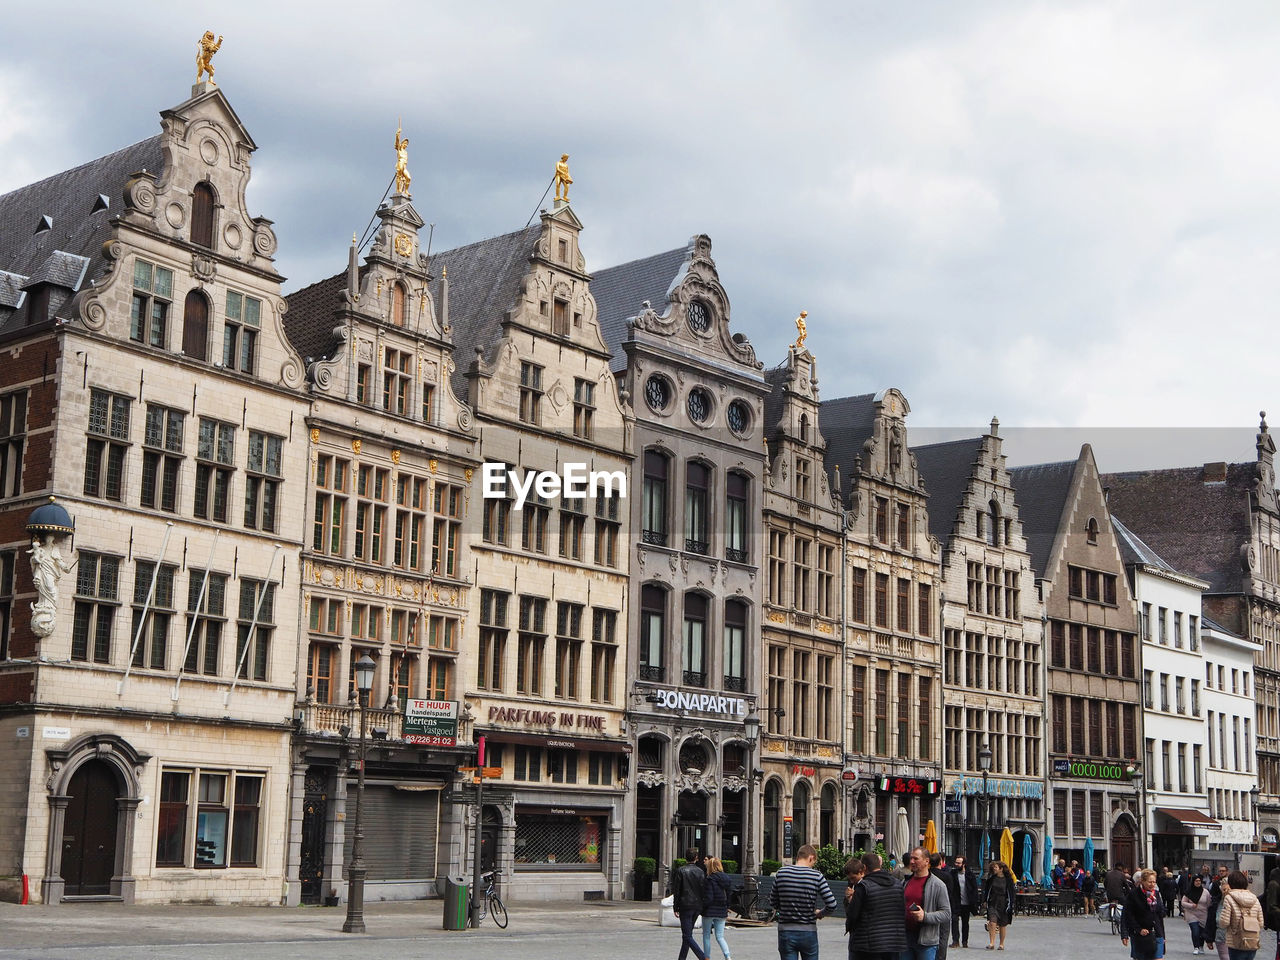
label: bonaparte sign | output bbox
[403,700,458,746]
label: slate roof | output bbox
[283,271,350,364]
[1007,458,1079,578]
[1101,464,1255,595]
[591,245,689,371]
[1111,516,1177,572]
[763,364,790,440]
[817,393,877,499]
[0,136,165,299]
[911,437,985,545]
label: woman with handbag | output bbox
[1219,870,1264,960]
[982,860,1015,951]
[1182,874,1210,955]
[1121,869,1166,960]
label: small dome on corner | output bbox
[26,497,75,537]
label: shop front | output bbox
[1151,807,1222,869]
[944,774,1045,876]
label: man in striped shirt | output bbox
[769,843,838,960]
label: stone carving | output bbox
[125,174,158,214]
[636,769,667,788]
[29,536,76,638]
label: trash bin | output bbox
[443,876,470,930]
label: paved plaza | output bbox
[1,900,1273,960]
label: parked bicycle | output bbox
[729,878,776,923]
[471,869,508,928]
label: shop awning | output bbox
[481,730,632,753]
[1154,807,1222,830]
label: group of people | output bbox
[1105,861,1276,960]
[671,848,741,960]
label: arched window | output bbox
[642,450,669,546]
[1087,517,1100,545]
[639,585,667,682]
[726,472,749,563]
[723,600,747,691]
[799,413,810,443]
[988,499,1001,546]
[392,282,407,326]
[820,783,838,848]
[191,182,216,248]
[182,289,210,361]
[792,780,810,850]
[764,781,782,862]
[685,461,710,554]
[682,593,707,687]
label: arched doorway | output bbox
[792,781,811,853]
[60,760,119,896]
[183,289,210,360]
[820,782,837,849]
[1111,817,1136,872]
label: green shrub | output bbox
[634,857,656,880]
[721,859,739,875]
[815,844,848,880]
[673,858,688,871]
[762,858,782,876]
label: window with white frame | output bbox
[155,768,263,868]
[244,430,283,532]
[132,259,173,347]
[222,290,261,373]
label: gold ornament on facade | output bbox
[394,123,412,196]
[394,233,413,257]
[793,310,808,351]
[464,468,474,483]
[390,448,401,464]
[309,428,320,444]
[351,438,362,455]
[554,154,573,203]
[429,458,438,473]
[196,31,223,85]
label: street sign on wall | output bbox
[403,699,459,746]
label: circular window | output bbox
[687,388,712,424]
[687,300,711,333]
[727,400,750,435]
[645,375,671,413]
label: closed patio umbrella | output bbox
[1083,837,1095,877]
[894,806,912,863]
[1001,826,1016,880]
[923,819,938,855]
[1021,834,1032,882]
[1043,835,1055,888]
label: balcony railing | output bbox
[683,669,706,687]
[639,664,665,683]
[298,700,405,739]
[642,529,668,547]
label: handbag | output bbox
[1131,929,1158,959]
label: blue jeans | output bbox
[777,927,819,960]
[900,947,938,960]
[1227,950,1257,960]
[703,917,729,958]
[1189,921,1205,948]
[678,910,707,960]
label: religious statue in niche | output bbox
[394,123,412,196]
[554,154,573,203]
[29,536,77,638]
[196,31,224,85]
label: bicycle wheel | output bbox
[752,901,776,923]
[489,893,508,928]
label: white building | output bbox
[1115,518,1217,869]
[1201,618,1260,851]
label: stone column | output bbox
[112,796,141,903]
[41,795,69,905]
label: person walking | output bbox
[1264,867,1280,960]
[1159,869,1179,917]
[769,843,836,960]
[843,856,866,914]
[1121,869,1166,960]
[701,857,733,960]
[929,853,959,960]
[899,847,951,960]
[1106,863,1130,905]
[949,855,978,948]
[981,861,1015,951]
[672,847,709,960]
[848,851,907,960]
[1080,862,1097,916]
[1206,872,1230,960]
[1220,870,1264,960]
[1182,874,1210,955]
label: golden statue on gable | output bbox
[394,123,412,196]
[793,310,808,351]
[554,154,573,203]
[196,31,224,85]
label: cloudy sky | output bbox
[3,1,1277,470]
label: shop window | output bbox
[513,811,603,869]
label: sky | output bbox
[2,1,1278,471]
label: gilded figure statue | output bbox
[793,310,808,351]
[554,154,573,203]
[394,125,412,196]
[196,31,224,85]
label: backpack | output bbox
[1229,892,1262,951]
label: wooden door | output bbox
[183,290,209,361]
[60,761,119,895]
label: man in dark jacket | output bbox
[848,851,907,960]
[930,853,959,960]
[1105,863,1129,903]
[949,855,979,948]
[671,848,708,960]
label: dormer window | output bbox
[132,260,173,347]
[558,238,568,262]
[191,182,216,249]
[552,299,569,336]
[1086,517,1099,545]
[392,282,407,327]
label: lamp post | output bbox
[743,708,760,879]
[1251,785,1261,850]
[978,740,992,871]
[1126,763,1145,868]
[342,654,376,933]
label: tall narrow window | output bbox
[517,596,547,695]
[685,462,710,554]
[573,378,595,439]
[156,771,190,866]
[191,182,216,248]
[726,472,748,562]
[478,589,508,692]
[723,599,746,691]
[850,666,866,751]
[182,290,210,361]
[312,455,349,555]
[917,583,932,637]
[84,390,131,501]
[642,450,668,546]
[243,431,283,532]
[851,568,867,623]
[896,578,910,632]
[593,493,620,567]
[555,601,583,699]
[874,497,888,542]
[195,773,229,867]
[130,561,176,670]
[354,466,388,564]
[235,579,274,682]
[0,390,25,500]
[184,569,227,675]
[682,593,707,687]
[222,291,261,374]
[382,347,411,415]
[590,607,617,703]
[193,418,234,521]
[432,482,462,577]
[391,282,407,326]
[875,573,889,628]
[639,585,666,682]
[393,474,428,571]
[0,550,13,660]
[141,405,185,513]
[519,362,543,424]
[72,553,120,663]
[131,259,173,347]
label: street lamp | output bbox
[743,708,761,878]
[342,653,376,934]
[978,740,992,871]
[1251,785,1261,850]
[1126,763,1145,868]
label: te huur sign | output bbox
[404,699,459,746]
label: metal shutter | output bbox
[344,785,439,880]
